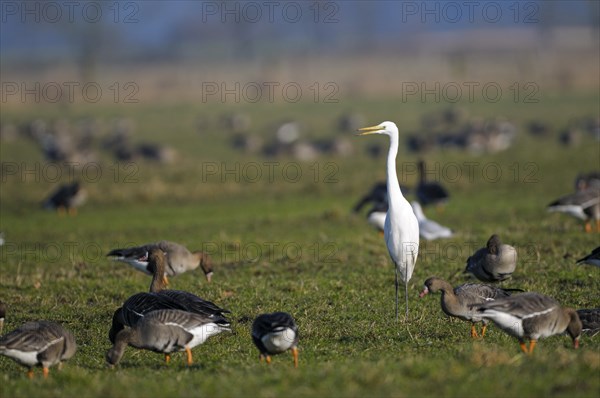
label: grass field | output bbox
[0,91,599,398]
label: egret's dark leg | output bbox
[404,268,409,321]
[395,266,399,322]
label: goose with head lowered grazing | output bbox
[108,249,230,358]
[252,312,299,368]
[0,301,6,334]
[419,277,518,338]
[464,234,517,283]
[472,292,582,354]
[107,240,214,284]
[547,186,600,232]
[576,308,600,336]
[411,202,453,240]
[576,246,600,267]
[107,309,230,367]
[0,321,76,378]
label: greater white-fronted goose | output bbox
[252,312,299,368]
[574,171,600,191]
[107,240,214,283]
[0,321,76,378]
[416,160,449,208]
[419,277,516,338]
[576,246,600,267]
[577,308,600,336]
[547,187,600,232]
[107,309,230,367]
[42,181,87,216]
[109,249,229,348]
[411,202,453,240]
[472,292,582,354]
[464,234,517,282]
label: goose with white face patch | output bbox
[252,312,299,368]
[419,276,518,338]
[472,292,582,354]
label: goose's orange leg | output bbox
[291,347,299,368]
[186,347,193,366]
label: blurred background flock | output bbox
[0,1,599,397]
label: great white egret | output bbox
[358,121,419,320]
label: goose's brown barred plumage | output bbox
[108,249,229,351]
[419,277,517,338]
[547,187,600,232]
[107,240,214,283]
[472,292,582,354]
[465,234,517,282]
[0,321,76,378]
[107,309,230,366]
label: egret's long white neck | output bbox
[386,131,404,209]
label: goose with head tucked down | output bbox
[411,202,453,241]
[107,240,214,284]
[108,249,230,357]
[419,277,517,338]
[0,321,76,378]
[576,308,600,336]
[0,301,6,334]
[547,187,600,232]
[465,234,517,282]
[252,312,299,368]
[42,181,87,216]
[472,292,582,354]
[107,309,230,367]
[576,246,600,267]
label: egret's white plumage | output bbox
[358,121,419,320]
